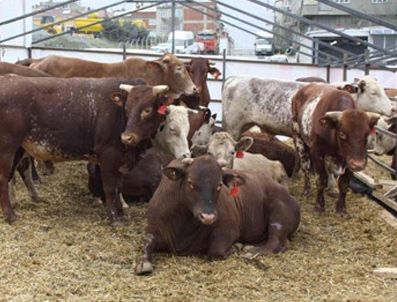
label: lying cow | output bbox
[292,83,380,214]
[222,76,392,140]
[29,53,196,98]
[0,75,172,223]
[242,131,300,177]
[177,58,221,108]
[135,156,300,275]
[193,132,289,187]
[88,105,196,206]
[0,61,51,77]
[296,76,326,83]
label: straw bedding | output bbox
[0,160,396,302]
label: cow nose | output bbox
[199,213,216,225]
[391,107,397,114]
[182,151,191,158]
[121,133,140,145]
[348,159,366,171]
[192,86,199,93]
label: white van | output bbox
[167,31,195,54]
[254,31,273,56]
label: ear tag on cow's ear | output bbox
[370,127,376,136]
[229,183,240,197]
[236,150,244,158]
[214,71,221,80]
[157,105,168,115]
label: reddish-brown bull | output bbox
[292,84,380,214]
[177,58,221,108]
[134,156,300,275]
[0,75,172,223]
[29,53,196,98]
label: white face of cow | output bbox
[191,115,216,146]
[356,76,393,116]
[155,105,196,159]
[372,116,395,155]
[207,132,253,168]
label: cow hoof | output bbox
[241,250,260,260]
[135,260,154,275]
[5,212,18,224]
[232,242,244,252]
[325,189,339,197]
[92,198,103,207]
[336,208,350,218]
[242,245,255,252]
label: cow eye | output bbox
[339,132,347,140]
[141,107,153,119]
[229,150,235,156]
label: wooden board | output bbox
[372,191,397,213]
[374,268,397,279]
[379,210,397,229]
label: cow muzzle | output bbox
[198,212,216,225]
[121,132,140,146]
[348,159,366,172]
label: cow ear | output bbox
[366,112,381,128]
[222,170,246,188]
[111,92,127,107]
[211,113,217,121]
[163,167,185,181]
[358,80,366,93]
[319,112,342,129]
[208,67,221,79]
[190,144,208,157]
[162,53,172,64]
[340,84,359,94]
[235,136,253,152]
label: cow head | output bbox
[340,76,393,116]
[115,84,173,146]
[185,58,221,92]
[319,110,380,172]
[191,108,217,146]
[163,156,245,225]
[372,116,396,155]
[151,53,197,98]
[154,105,198,159]
[206,132,253,168]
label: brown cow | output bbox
[242,131,300,177]
[135,156,300,275]
[177,58,221,108]
[292,84,380,214]
[0,61,51,77]
[0,75,172,223]
[29,53,196,98]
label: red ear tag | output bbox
[229,183,240,197]
[236,150,244,158]
[157,105,167,115]
[369,127,376,136]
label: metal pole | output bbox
[181,2,329,62]
[0,0,79,26]
[364,49,370,76]
[32,2,167,45]
[222,48,226,84]
[343,53,348,82]
[0,0,127,44]
[315,0,397,32]
[210,0,356,60]
[326,56,330,83]
[171,0,176,54]
[123,42,127,60]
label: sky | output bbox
[32,0,276,49]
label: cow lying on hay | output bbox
[135,155,300,275]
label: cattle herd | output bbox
[0,53,395,276]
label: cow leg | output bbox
[311,152,327,213]
[31,158,41,184]
[8,178,17,208]
[0,154,19,223]
[207,227,239,260]
[135,233,166,275]
[335,169,352,216]
[17,157,39,201]
[98,150,124,221]
[120,193,129,209]
[292,128,311,195]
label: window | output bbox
[372,0,388,3]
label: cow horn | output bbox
[324,111,343,122]
[186,108,199,114]
[152,85,169,96]
[208,60,216,66]
[119,84,134,93]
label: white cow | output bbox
[367,116,396,156]
[222,76,393,140]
